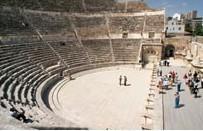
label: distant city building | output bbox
[183,10,197,20]
[166,14,185,34]
[173,13,181,21]
[192,17,203,26]
[182,10,203,33]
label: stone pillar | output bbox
[194,44,198,57]
[192,56,200,65]
[185,50,193,61]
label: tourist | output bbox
[188,70,192,77]
[183,73,188,81]
[175,92,180,108]
[183,74,188,84]
[157,79,163,89]
[167,61,170,66]
[188,79,194,94]
[124,76,127,86]
[119,75,122,86]
[174,73,178,83]
[197,72,202,80]
[193,85,199,98]
[164,60,167,66]
[193,71,198,81]
[177,81,181,92]
[201,78,203,88]
[159,61,162,66]
[9,107,27,123]
[157,69,159,76]
[0,97,6,108]
[9,107,18,118]
[60,70,63,78]
[163,79,169,89]
[159,70,162,77]
[172,71,176,83]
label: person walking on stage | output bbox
[193,84,199,98]
[119,75,122,86]
[160,70,163,77]
[124,76,127,86]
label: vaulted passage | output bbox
[165,44,175,58]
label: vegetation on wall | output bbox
[185,23,203,36]
[193,24,203,36]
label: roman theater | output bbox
[1,0,203,130]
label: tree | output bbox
[194,23,203,36]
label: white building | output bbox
[166,14,185,34]
[173,13,181,20]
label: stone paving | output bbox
[56,67,152,129]
[161,60,203,130]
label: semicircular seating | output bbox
[0,2,164,129]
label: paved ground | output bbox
[161,60,203,130]
[56,67,152,129]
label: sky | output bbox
[148,0,203,17]
[117,0,203,17]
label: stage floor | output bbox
[56,67,152,129]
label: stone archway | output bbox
[143,48,158,63]
[165,44,175,58]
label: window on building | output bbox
[179,27,182,30]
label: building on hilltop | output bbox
[165,13,185,35]
[182,10,198,20]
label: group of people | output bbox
[0,97,34,123]
[157,69,181,108]
[159,60,170,67]
[157,66,203,108]
[9,107,28,123]
[1,99,34,123]
[184,70,203,98]
[119,75,128,86]
[157,70,179,90]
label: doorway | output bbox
[165,44,175,58]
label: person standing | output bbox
[188,70,192,77]
[124,76,127,86]
[172,72,176,83]
[201,78,203,88]
[183,73,188,82]
[160,70,163,77]
[193,84,199,98]
[177,81,181,92]
[119,75,122,86]
[175,92,180,108]
[193,71,198,81]
[157,69,160,76]
[164,60,167,66]
[167,61,170,67]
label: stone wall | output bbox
[142,45,162,63]
[72,16,108,38]
[109,16,144,33]
[164,36,191,57]
[0,0,152,13]
[145,15,165,33]
[0,7,33,36]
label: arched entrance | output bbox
[143,48,158,63]
[165,44,175,58]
